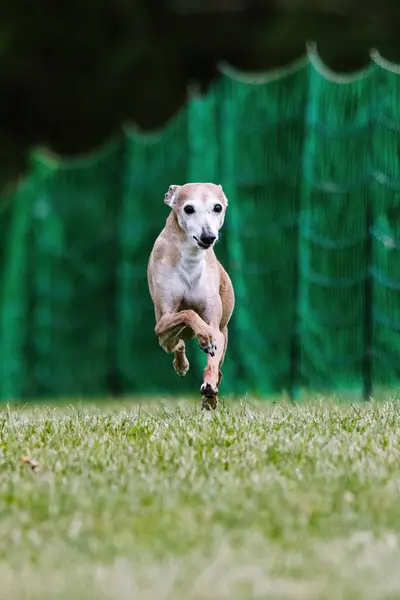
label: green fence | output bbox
[1,46,400,401]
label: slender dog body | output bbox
[147,182,235,409]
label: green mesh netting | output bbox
[29,141,123,398]
[370,53,400,391]
[299,50,373,395]
[0,182,31,399]
[1,46,400,401]
[219,57,309,397]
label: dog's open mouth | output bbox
[194,236,212,250]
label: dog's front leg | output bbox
[201,328,226,410]
[155,310,216,355]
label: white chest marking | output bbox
[178,248,206,298]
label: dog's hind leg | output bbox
[173,340,190,377]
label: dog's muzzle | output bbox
[194,234,216,249]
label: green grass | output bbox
[2,397,400,599]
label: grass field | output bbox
[2,397,400,600]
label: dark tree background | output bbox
[1,0,400,191]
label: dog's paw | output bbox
[198,337,217,357]
[201,395,218,411]
[173,355,190,377]
[200,382,218,398]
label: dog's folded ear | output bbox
[218,184,228,206]
[164,185,181,207]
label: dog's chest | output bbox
[176,260,209,305]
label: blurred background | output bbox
[1,0,400,402]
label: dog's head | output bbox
[164,182,228,250]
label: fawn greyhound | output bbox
[147,182,235,409]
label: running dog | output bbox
[147,182,235,409]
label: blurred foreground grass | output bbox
[1,397,400,599]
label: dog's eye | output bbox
[214,204,223,213]
[184,205,195,215]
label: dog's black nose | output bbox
[200,234,216,247]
